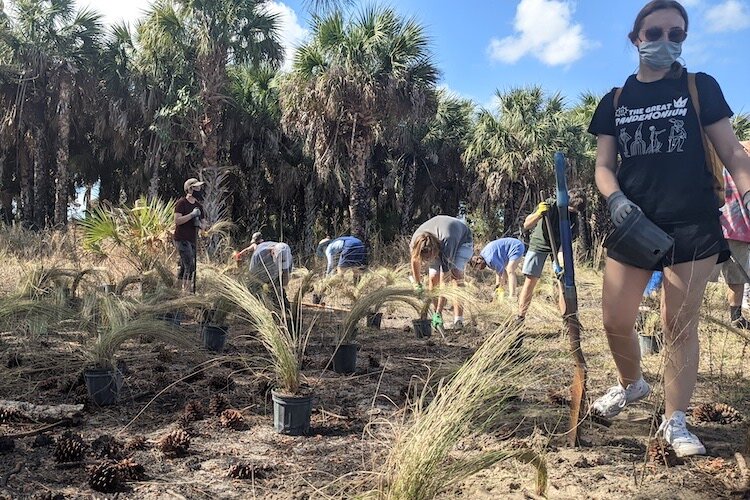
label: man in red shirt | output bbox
[174,178,206,291]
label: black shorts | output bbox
[607,216,729,271]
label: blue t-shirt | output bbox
[479,238,526,272]
[325,236,364,275]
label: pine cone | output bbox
[155,349,174,363]
[124,435,147,451]
[209,394,229,416]
[647,437,678,467]
[158,429,190,457]
[88,462,120,493]
[183,400,205,422]
[220,409,246,430]
[547,389,571,408]
[208,374,235,392]
[91,434,123,460]
[0,436,15,453]
[227,462,273,480]
[116,458,146,481]
[0,407,24,423]
[54,431,86,462]
[693,403,743,424]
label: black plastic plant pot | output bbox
[272,391,312,435]
[332,343,358,374]
[84,368,123,406]
[366,312,383,329]
[413,319,432,339]
[312,293,322,305]
[201,324,228,352]
[158,312,182,327]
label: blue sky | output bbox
[79,0,750,113]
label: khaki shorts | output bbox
[710,239,750,285]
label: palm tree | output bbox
[7,0,103,226]
[280,7,439,240]
[733,112,750,141]
[463,86,583,235]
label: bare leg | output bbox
[727,283,744,306]
[506,259,521,298]
[661,256,716,416]
[518,276,539,318]
[601,257,652,387]
[452,269,465,318]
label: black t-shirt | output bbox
[174,197,203,244]
[588,71,733,224]
[528,199,579,253]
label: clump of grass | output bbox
[207,272,310,394]
[340,286,418,342]
[84,317,198,370]
[378,320,546,499]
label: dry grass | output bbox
[376,319,546,499]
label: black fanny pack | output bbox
[603,209,674,269]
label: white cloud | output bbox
[264,1,309,71]
[487,0,594,66]
[705,0,750,32]
[77,0,152,26]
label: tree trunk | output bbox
[147,139,161,199]
[197,49,227,174]
[32,128,48,228]
[303,177,317,254]
[401,157,416,231]
[54,72,72,226]
[19,132,33,225]
[348,137,371,241]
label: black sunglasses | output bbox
[641,26,687,43]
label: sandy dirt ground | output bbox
[1,268,749,499]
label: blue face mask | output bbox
[638,40,682,70]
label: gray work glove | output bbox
[190,207,201,219]
[607,191,639,227]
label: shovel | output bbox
[543,152,588,447]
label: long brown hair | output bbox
[411,233,440,263]
[629,1,689,79]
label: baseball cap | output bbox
[184,178,205,192]
[250,232,263,244]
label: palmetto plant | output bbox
[281,7,439,239]
[78,196,176,273]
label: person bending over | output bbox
[410,215,473,330]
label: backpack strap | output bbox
[613,87,623,109]
[687,72,726,202]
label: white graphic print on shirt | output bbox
[616,95,689,158]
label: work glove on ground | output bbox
[607,191,639,227]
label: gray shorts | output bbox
[428,241,474,276]
[522,249,550,278]
[710,239,750,285]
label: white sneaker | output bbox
[658,410,706,457]
[591,377,651,418]
[452,319,464,330]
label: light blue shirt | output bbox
[479,238,525,272]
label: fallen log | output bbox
[0,400,84,423]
